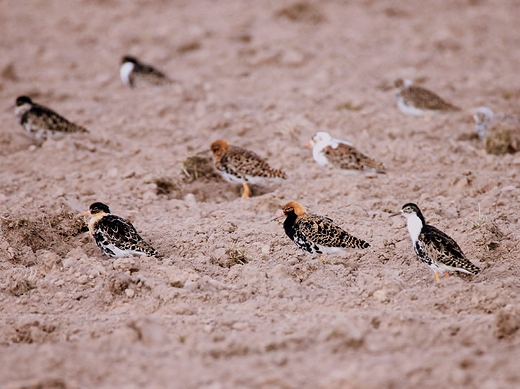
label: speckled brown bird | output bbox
[14,96,88,142]
[210,139,287,198]
[120,56,172,88]
[273,201,370,258]
[306,132,385,173]
[394,79,460,119]
[82,202,158,258]
[393,203,480,282]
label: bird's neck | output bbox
[312,142,330,166]
[406,214,423,243]
[14,103,32,119]
[120,62,135,86]
[88,211,108,234]
[283,212,298,240]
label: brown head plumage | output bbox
[282,201,307,217]
[210,139,230,162]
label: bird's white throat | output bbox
[14,103,32,118]
[405,213,423,243]
[120,62,135,85]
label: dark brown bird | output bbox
[273,201,370,258]
[394,79,460,120]
[14,96,88,142]
[82,202,158,258]
[210,139,287,198]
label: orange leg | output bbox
[434,272,440,283]
[318,254,329,263]
[423,113,431,121]
[241,183,250,198]
[445,272,449,279]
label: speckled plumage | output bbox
[394,79,460,117]
[210,139,287,197]
[120,56,172,88]
[308,132,385,173]
[473,107,520,139]
[276,201,370,256]
[14,96,88,142]
[398,203,480,282]
[84,202,157,258]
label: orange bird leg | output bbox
[434,272,440,283]
[445,272,449,279]
[241,183,250,198]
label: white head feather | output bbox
[309,132,353,167]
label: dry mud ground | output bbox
[1,0,520,388]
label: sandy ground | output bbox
[1,0,520,388]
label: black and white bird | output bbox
[14,95,88,142]
[82,202,158,258]
[394,79,460,119]
[273,201,370,259]
[394,203,480,282]
[120,56,172,88]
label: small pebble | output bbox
[125,288,135,298]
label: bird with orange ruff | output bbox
[273,201,370,259]
[210,139,287,198]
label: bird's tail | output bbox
[269,167,288,180]
[444,102,461,111]
[364,158,386,174]
[138,242,158,257]
[342,233,370,249]
[462,261,480,275]
[70,123,89,133]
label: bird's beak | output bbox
[81,211,91,217]
[389,212,401,218]
[304,141,313,148]
[271,210,285,221]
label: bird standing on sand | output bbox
[210,139,287,198]
[394,79,460,120]
[473,107,520,140]
[306,132,385,173]
[14,95,88,142]
[120,56,172,88]
[393,203,480,282]
[82,202,158,258]
[273,201,370,259]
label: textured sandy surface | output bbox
[1,1,520,388]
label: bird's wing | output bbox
[297,214,368,249]
[27,105,87,133]
[323,143,385,171]
[420,224,466,263]
[135,63,171,84]
[94,215,148,251]
[224,147,287,179]
[404,86,459,110]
